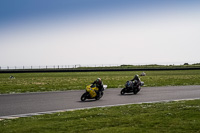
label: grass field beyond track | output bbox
[1,99,200,133]
[0,70,200,94]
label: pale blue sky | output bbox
[0,0,200,67]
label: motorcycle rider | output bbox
[92,78,103,97]
[131,75,141,88]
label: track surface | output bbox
[0,86,200,118]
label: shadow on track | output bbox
[77,99,98,102]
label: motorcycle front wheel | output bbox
[121,88,125,95]
[81,93,87,101]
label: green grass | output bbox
[1,99,200,133]
[1,70,200,94]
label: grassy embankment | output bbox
[0,70,200,94]
[1,99,200,132]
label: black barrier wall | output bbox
[0,67,200,73]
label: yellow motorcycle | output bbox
[81,84,105,101]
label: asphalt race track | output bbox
[0,85,200,119]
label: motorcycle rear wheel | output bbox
[100,91,104,98]
[133,89,138,94]
[95,96,100,100]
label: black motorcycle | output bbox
[120,80,144,95]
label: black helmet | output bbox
[134,75,139,80]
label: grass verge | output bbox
[0,70,200,94]
[1,99,200,133]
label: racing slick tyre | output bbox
[121,88,125,95]
[81,93,87,101]
[133,89,139,94]
[100,91,104,98]
[95,95,100,100]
